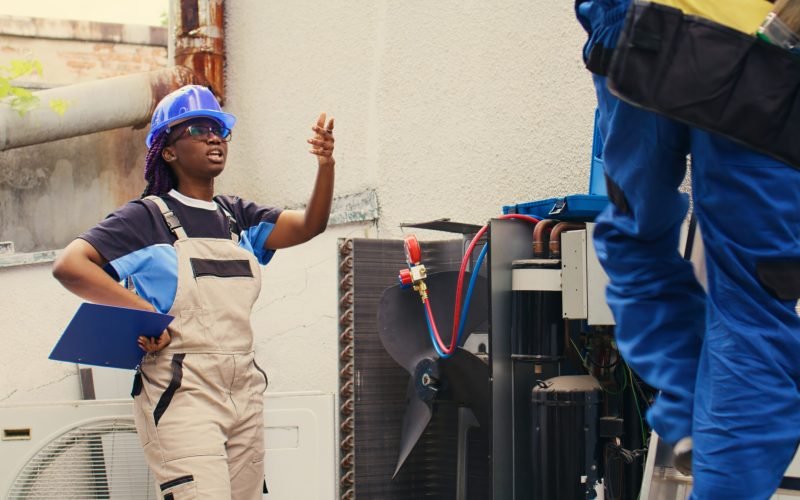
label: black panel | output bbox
[466,421,491,499]
[347,238,491,498]
[400,219,484,235]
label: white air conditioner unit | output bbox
[0,392,335,499]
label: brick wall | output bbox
[0,15,167,87]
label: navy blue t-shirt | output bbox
[80,190,283,313]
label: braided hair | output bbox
[141,131,178,198]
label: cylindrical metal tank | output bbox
[531,375,601,499]
[511,259,564,361]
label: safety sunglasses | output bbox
[173,124,232,143]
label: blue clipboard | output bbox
[49,303,174,370]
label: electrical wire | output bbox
[627,364,648,446]
[629,371,652,409]
[605,362,628,396]
[569,337,589,368]
[585,351,620,369]
[569,337,627,394]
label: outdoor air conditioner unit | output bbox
[0,392,335,499]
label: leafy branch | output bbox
[0,59,69,116]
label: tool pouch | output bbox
[607,1,800,171]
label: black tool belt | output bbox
[607,1,800,170]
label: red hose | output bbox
[442,213,540,355]
[424,297,449,352]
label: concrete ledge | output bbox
[0,250,59,269]
[286,189,379,226]
[0,15,167,47]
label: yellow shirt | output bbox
[650,0,772,34]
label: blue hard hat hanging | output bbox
[146,85,237,148]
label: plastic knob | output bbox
[404,234,422,265]
[398,268,413,288]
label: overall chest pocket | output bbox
[189,258,253,279]
[189,257,260,308]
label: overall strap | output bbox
[214,198,241,244]
[144,195,189,241]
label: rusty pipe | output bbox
[0,66,200,152]
[549,222,586,259]
[172,0,225,103]
[1,1,224,152]
[532,219,559,258]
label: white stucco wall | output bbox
[221,1,595,395]
[0,263,83,402]
[0,2,595,403]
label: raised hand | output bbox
[308,112,335,169]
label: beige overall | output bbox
[132,196,268,499]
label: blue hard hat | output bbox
[146,85,236,148]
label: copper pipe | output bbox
[341,435,355,452]
[341,471,355,486]
[340,381,353,398]
[339,274,353,291]
[339,256,353,273]
[549,222,586,259]
[340,363,354,380]
[340,399,354,415]
[339,344,353,361]
[339,291,354,308]
[339,326,354,344]
[532,219,559,258]
[339,239,353,255]
[340,416,355,434]
[173,0,225,102]
[339,309,353,327]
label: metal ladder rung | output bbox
[640,433,800,499]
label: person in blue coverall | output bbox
[576,1,800,498]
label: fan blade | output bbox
[439,348,491,439]
[393,378,433,478]
[378,271,488,373]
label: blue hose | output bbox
[455,243,489,345]
[423,243,489,358]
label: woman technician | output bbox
[52,84,335,499]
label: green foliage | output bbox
[0,59,69,117]
[49,99,70,116]
[5,59,43,80]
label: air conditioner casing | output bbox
[0,391,335,499]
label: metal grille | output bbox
[338,238,356,500]
[8,418,154,499]
[339,237,492,499]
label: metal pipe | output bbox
[0,0,226,152]
[0,66,199,152]
[549,222,586,259]
[532,219,559,258]
[173,0,225,103]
